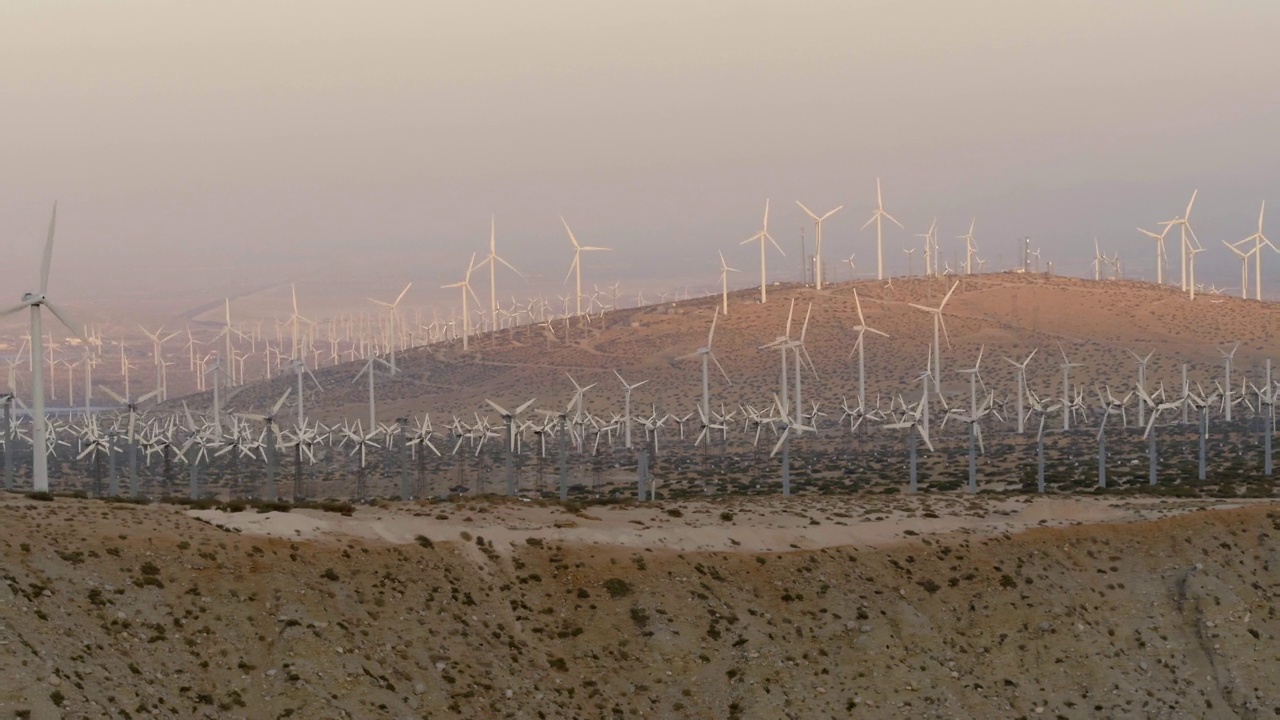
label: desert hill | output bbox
[214,273,1280,428]
[2,492,1279,718]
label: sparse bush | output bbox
[321,568,340,581]
[603,578,632,598]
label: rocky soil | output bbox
[2,493,1279,719]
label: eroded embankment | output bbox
[1,497,1278,719]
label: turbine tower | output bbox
[1,204,83,493]
[1136,226,1170,285]
[441,253,481,351]
[1158,190,1200,292]
[1234,201,1276,301]
[561,216,610,316]
[907,280,958,394]
[795,201,842,291]
[958,219,978,275]
[740,200,784,304]
[861,178,903,281]
[368,282,412,374]
[849,289,888,414]
[478,216,523,331]
[717,251,740,315]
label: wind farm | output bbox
[5,2,1280,718]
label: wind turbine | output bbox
[1158,190,1200,292]
[1,204,84,493]
[1139,387,1182,487]
[561,216,610,316]
[1004,348,1037,435]
[140,326,180,401]
[740,200,785,304]
[795,201,842,291]
[958,219,978,275]
[478,216,524,331]
[486,397,536,495]
[882,362,934,493]
[717,251,740,315]
[1220,344,1238,423]
[236,387,293,501]
[1234,202,1277,301]
[1223,240,1251,299]
[908,280,958,394]
[1090,239,1106,282]
[1027,392,1062,493]
[1136,227,1170,285]
[369,282,412,374]
[613,370,647,450]
[1095,387,1131,488]
[768,393,814,497]
[849,289,888,415]
[354,356,393,430]
[861,178,903,281]
[1058,345,1082,431]
[442,253,482,351]
[678,309,731,438]
[98,386,160,498]
[1129,350,1155,429]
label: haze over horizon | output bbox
[3,1,1279,313]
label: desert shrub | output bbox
[603,578,632,598]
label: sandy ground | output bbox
[189,494,1259,553]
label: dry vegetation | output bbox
[3,492,1280,719]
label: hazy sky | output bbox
[3,1,1279,314]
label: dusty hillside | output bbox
[2,493,1280,719]
[205,273,1280,425]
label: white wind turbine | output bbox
[140,326,180,401]
[861,178,903,281]
[354,356,393,430]
[908,280,958,394]
[769,392,814,497]
[1136,226,1170,285]
[1004,348,1037,435]
[796,201,843,291]
[717,251,740,315]
[613,370,647,450]
[958,219,978,275]
[1058,345,1082,431]
[442,253,482,351]
[478,216,524,331]
[1222,240,1251,299]
[561,216,610,316]
[740,200,785,304]
[678,309,731,435]
[1,205,84,493]
[486,397,536,495]
[849,288,888,415]
[1233,201,1276,301]
[285,283,314,359]
[1090,238,1106,282]
[1158,190,1201,292]
[369,282,412,374]
[916,220,937,278]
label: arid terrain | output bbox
[3,491,1279,719]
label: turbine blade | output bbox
[40,203,57,295]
